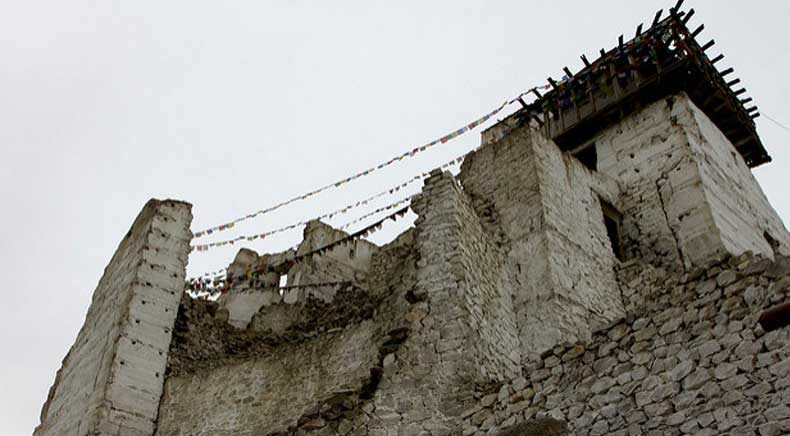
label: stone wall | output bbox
[158,251,411,434]
[156,319,383,436]
[458,252,790,436]
[34,199,192,436]
[459,128,625,356]
[594,93,790,271]
[219,220,378,329]
[413,170,522,382]
[682,99,790,258]
[289,220,379,287]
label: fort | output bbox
[34,3,790,435]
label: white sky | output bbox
[1,1,788,434]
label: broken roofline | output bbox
[493,3,768,168]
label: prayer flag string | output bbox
[189,148,472,253]
[188,280,352,299]
[185,106,535,282]
[191,87,550,239]
[187,205,411,293]
[191,193,416,253]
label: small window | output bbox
[573,142,597,171]
[601,200,624,261]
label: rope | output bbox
[190,149,468,253]
[187,205,411,292]
[191,88,548,239]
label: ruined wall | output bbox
[594,93,789,271]
[158,170,527,435]
[219,221,378,329]
[248,282,378,334]
[157,282,395,436]
[220,248,294,329]
[157,322,381,436]
[459,128,625,356]
[289,220,378,287]
[35,199,192,436]
[458,253,790,436]
[304,170,523,436]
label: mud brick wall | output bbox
[34,199,192,436]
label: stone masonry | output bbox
[458,252,790,436]
[593,94,790,272]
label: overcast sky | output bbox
[2,1,788,434]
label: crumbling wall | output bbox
[364,228,417,299]
[248,283,379,334]
[34,199,192,436]
[157,283,394,436]
[459,128,624,357]
[156,213,423,435]
[157,322,381,436]
[594,92,789,271]
[220,248,294,328]
[289,220,378,286]
[457,252,790,436]
[219,220,378,329]
[331,171,523,435]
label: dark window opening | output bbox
[601,200,624,261]
[573,142,597,171]
[759,302,790,332]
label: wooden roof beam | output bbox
[682,8,695,25]
[652,9,663,27]
[719,67,734,77]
